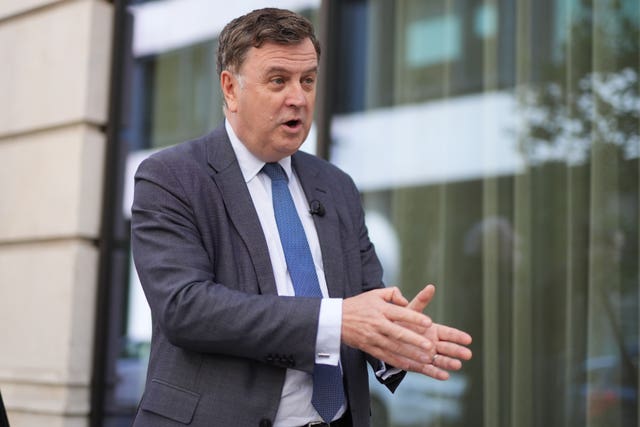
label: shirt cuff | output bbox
[376,362,403,380]
[315,298,342,366]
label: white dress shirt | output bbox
[225,121,345,426]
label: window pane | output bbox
[329,1,639,426]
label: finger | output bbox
[383,286,409,306]
[365,337,435,372]
[420,361,450,381]
[385,341,435,368]
[396,320,429,336]
[384,303,433,329]
[435,341,473,361]
[436,323,473,345]
[407,284,436,313]
[370,340,461,380]
[431,354,463,371]
[378,318,436,352]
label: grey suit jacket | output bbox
[131,125,403,427]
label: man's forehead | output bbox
[248,39,317,59]
[243,40,318,71]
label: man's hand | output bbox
[342,287,439,375]
[406,284,473,380]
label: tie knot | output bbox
[262,162,288,182]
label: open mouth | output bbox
[284,119,301,128]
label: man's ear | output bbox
[220,70,239,112]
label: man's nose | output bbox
[285,82,308,107]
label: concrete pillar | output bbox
[0,1,113,426]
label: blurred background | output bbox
[0,0,638,426]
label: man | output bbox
[131,8,472,427]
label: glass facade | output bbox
[103,0,639,425]
[328,1,639,426]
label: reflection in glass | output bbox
[330,0,639,426]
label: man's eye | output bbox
[271,77,285,85]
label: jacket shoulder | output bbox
[147,128,223,166]
[293,150,355,185]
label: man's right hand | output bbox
[341,287,438,375]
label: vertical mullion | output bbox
[511,0,534,425]
[586,1,623,426]
[563,1,579,425]
[315,0,337,160]
[481,0,501,425]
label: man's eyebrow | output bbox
[265,66,318,75]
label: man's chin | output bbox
[265,142,304,162]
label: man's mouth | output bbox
[284,119,302,128]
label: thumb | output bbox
[408,284,436,312]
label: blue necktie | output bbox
[262,162,346,423]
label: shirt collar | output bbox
[225,119,293,183]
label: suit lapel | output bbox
[293,153,346,298]
[205,127,278,295]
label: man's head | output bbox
[217,8,321,162]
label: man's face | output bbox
[221,38,318,162]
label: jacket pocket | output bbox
[140,379,200,424]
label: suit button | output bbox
[259,418,272,427]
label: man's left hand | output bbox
[403,284,473,380]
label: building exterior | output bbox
[1,1,638,427]
[0,1,113,426]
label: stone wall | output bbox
[0,1,113,425]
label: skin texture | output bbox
[221,38,473,380]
